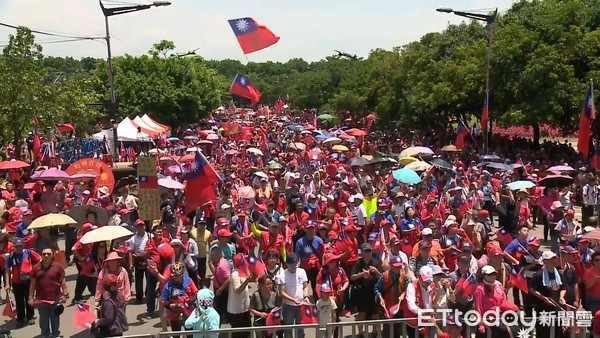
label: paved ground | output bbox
[1,207,576,338]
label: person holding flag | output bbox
[249,275,282,338]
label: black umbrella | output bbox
[348,157,370,167]
[369,157,392,165]
[430,158,452,170]
[538,175,574,188]
[485,162,512,171]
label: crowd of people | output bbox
[0,110,598,338]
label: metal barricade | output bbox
[157,323,319,338]
[117,334,156,338]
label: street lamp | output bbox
[437,7,497,154]
[99,0,171,159]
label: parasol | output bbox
[485,162,512,171]
[0,160,30,170]
[158,178,185,190]
[480,154,501,161]
[440,145,460,152]
[206,134,219,141]
[547,165,575,172]
[405,161,432,172]
[184,135,199,140]
[148,148,165,155]
[392,168,422,184]
[254,171,269,179]
[307,149,323,161]
[332,145,349,152]
[288,143,306,151]
[345,128,367,137]
[70,173,98,182]
[399,157,418,165]
[28,213,77,229]
[538,175,574,188]
[317,114,336,120]
[399,146,434,158]
[166,137,180,142]
[179,154,195,162]
[197,140,213,146]
[507,181,535,190]
[582,229,600,241]
[68,205,109,226]
[79,226,133,244]
[323,137,342,145]
[31,169,71,181]
[430,158,452,170]
[348,157,370,167]
[247,148,264,156]
[267,162,283,170]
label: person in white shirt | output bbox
[582,178,597,226]
[275,253,309,338]
[128,219,149,303]
[315,284,337,338]
[227,254,255,338]
[351,194,367,228]
[405,266,435,337]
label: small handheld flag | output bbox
[74,302,97,328]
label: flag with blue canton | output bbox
[139,175,158,190]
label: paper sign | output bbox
[137,157,160,220]
[137,157,156,176]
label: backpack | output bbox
[10,250,32,282]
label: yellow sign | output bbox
[137,157,160,220]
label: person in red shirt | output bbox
[5,238,40,327]
[71,223,94,302]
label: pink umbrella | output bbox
[206,134,219,141]
[238,186,256,199]
[70,173,98,182]
[31,169,71,181]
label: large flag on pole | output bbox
[228,17,280,54]
[481,92,489,132]
[230,74,262,106]
[577,82,595,158]
[32,116,40,160]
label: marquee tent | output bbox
[141,114,170,131]
[92,117,152,142]
[133,116,163,135]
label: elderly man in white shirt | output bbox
[405,266,435,337]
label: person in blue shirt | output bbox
[400,207,423,233]
[15,209,33,238]
[295,221,324,297]
[185,288,220,338]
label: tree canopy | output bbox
[0,0,598,150]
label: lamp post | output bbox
[99,0,171,158]
[437,7,497,154]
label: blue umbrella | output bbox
[392,168,422,184]
[507,180,535,190]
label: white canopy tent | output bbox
[133,116,163,135]
[141,114,170,132]
[92,117,153,142]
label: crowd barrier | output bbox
[111,316,587,338]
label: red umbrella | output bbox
[179,154,195,162]
[346,128,367,137]
[0,160,30,170]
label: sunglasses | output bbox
[42,253,53,256]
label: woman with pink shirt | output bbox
[539,187,558,242]
[95,252,131,307]
[474,265,514,338]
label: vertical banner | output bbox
[137,157,160,220]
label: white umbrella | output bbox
[158,178,185,190]
[247,147,264,156]
[148,148,165,155]
[28,213,77,229]
[206,134,219,141]
[186,147,198,152]
[323,137,342,145]
[254,171,269,179]
[80,226,133,244]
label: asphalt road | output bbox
[1,207,570,338]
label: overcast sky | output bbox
[0,0,514,62]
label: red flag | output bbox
[455,120,469,149]
[455,274,477,297]
[247,255,266,276]
[266,308,282,334]
[481,93,489,131]
[32,116,40,160]
[300,304,318,324]
[577,82,595,158]
[184,151,220,213]
[230,74,261,106]
[228,17,280,54]
[2,298,16,319]
[74,302,96,328]
[510,267,529,294]
[56,123,76,133]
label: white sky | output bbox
[0,0,514,62]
